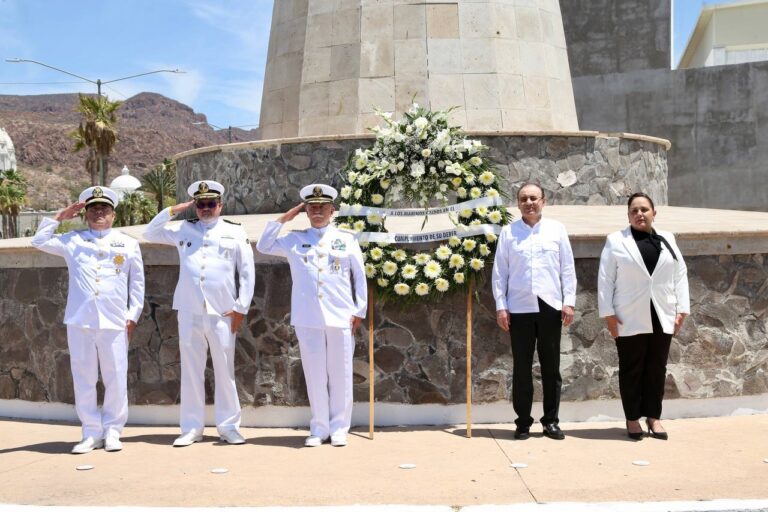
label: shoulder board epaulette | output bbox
[186,219,199,223]
[223,219,241,225]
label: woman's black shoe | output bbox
[646,419,668,440]
[626,420,644,440]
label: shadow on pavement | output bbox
[0,440,71,455]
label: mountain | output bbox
[0,92,258,210]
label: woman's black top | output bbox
[631,227,661,274]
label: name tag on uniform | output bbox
[302,244,311,248]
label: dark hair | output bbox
[627,192,655,210]
[517,182,544,200]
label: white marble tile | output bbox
[426,38,462,74]
[360,39,395,77]
[426,3,459,39]
[461,38,496,74]
[393,3,426,40]
[359,77,396,112]
[395,39,428,76]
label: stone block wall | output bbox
[2,254,766,407]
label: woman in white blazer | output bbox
[598,193,689,440]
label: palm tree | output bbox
[70,94,123,186]
[141,158,176,211]
[114,191,157,227]
[0,169,27,238]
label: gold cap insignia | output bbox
[93,187,103,198]
[199,182,209,194]
[313,186,323,197]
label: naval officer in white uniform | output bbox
[256,184,367,447]
[32,186,145,454]
[143,180,255,447]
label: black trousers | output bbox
[508,297,562,428]
[615,305,672,421]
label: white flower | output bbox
[479,244,490,256]
[348,171,359,183]
[478,171,495,186]
[401,264,418,280]
[410,161,425,178]
[354,189,363,199]
[459,208,473,219]
[485,233,498,243]
[365,263,377,278]
[454,272,465,284]
[421,148,432,158]
[413,117,428,130]
[380,179,391,189]
[451,177,463,188]
[394,283,410,295]
[462,239,477,251]
[435,278,450,292]
[414,253,431,265]
[449,254,465,269]
[377,277,389,287]
[446,162,463,175]
[353,220,366,232]
[382,260,398,276]
[338,223,351,230]
[448,236,461,248]
[424,260,442,279]
[470,219,482,226]
[369,247,384,260]
[435,245,452,260]
[367,213,383,225]
[470,156,483,167]
[487,210,503,224]
[464,174,476,185]
[469,187,482,199]
[355,158,367,170]
[486,188,500,198]
[475,206,488,217]
[340,186,352,199]
[415,282,430,296]
[470,258,484,271]
[392,249,407,262]
[371,194,384,205]
[457,187,467,198]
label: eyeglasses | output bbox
[195,200,219,209]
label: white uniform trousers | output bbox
[66,325,128,439]
[295,326,354,439]
[177,311,241,435]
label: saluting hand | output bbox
[53,202,85,222]
[276,203,305,224]
[605,315,622,338]
[224,311,245,334]
[496,310,510,332]
[171,200,195,215]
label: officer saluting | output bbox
[32,186,145,454]
[257,184,367,447]
[143,180,255,447]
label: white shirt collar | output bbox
[88,227,112,238]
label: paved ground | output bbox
[1,415,767,509]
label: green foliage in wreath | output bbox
[335,104,513,303]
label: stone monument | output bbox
[0,127,17,171]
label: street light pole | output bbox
[193,122,258,144]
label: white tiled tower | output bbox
[258,0,579,139]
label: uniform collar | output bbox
[310,224,330,237]
[88,227,112,239]
[199,217,220,229]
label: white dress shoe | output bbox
[304,435,325,447]
[330,434,348,447]
[72,437,104,454]
[219,430,246,445]
[173,432,203,447]
[104,435,123,452]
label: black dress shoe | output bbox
[514,427,530,440]
[646,419,668,440]
[626,420,644,440]
[542,423,565,440]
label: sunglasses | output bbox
[195,200,219,209]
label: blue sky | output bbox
[0,0,743,130]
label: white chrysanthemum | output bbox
[340,186,352,199]
[475,206,488,217]
[435,245,452,260]
[370,194,383,205]
[435,278,450,292]
[485,233,498,243]
[486,188,500,198]
[449,254,465,269]
[369,247,384,260]
[479,244,490,256]
[348,171,359,184]
[414,253,431,265]
[338,223,351,230]
[487,210,503,224]
[392,249,407,262]
[457,187,467,198]
[470,258,484,271]
[451,177,463,188]
[353,189,362,200]
[454,272,465,284]
[382,260,398,276]
[353,220,366,232]
[459,208,473,219]
[394,283,410,295]
[414,282,430,296]
[464,174,476,185]
[421,148,432,158]
[470,219,482,226]
[470,156,482,166]
[478,171,495,186]
[401,264,418,280]
[469,187,482,199]
[377,277,389,287]
[424,260,442,279]
[365,263,377,278]
[380,179,391,189]
[448,236,461,248]
[367,213,383,225]
[462,239,477,251]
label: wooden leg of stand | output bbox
[368,286,375,440]
[466,279,473,439]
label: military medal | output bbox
[333,258,341,273]
[113,254,125,274]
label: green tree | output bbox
[70,94,123,186]
[114,191,157,227]
[0,169,28,239]
[141,158,177,212]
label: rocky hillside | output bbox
[0,92,258,210]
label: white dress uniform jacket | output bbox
[32,217,145,329]
[598,227,690,337]
[256,221,367,327]
[143,208,255,316]
[492,218,577,313]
